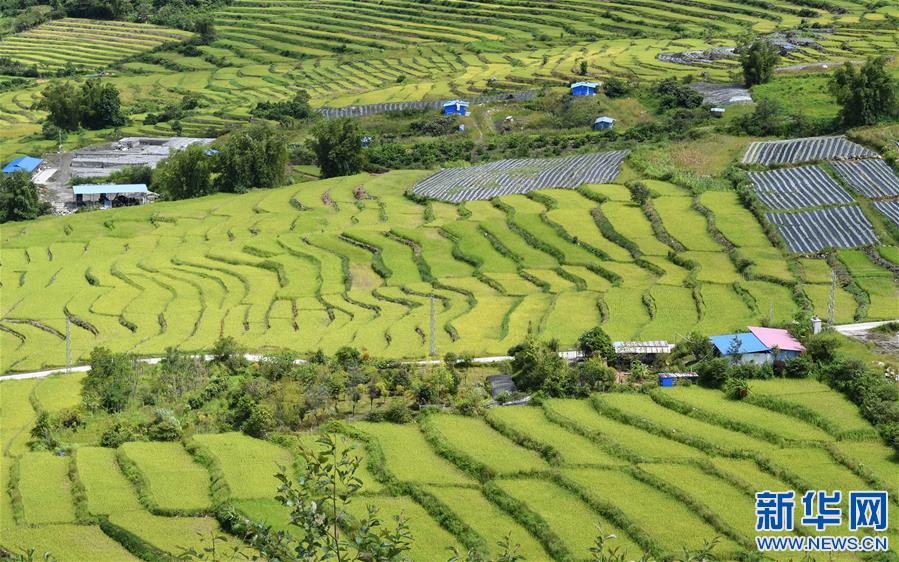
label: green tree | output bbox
[509,336,566,392]
[628,182,651,206]
[577,326,615,361]
[82,347,136,413]
[0,172,43,223]
[830,56,898,127]
[213,123,288,193]
[243,434,413,561]
[309,118,365,178]
[740,39,780,86]
[152,144,214,200]
[33,81,82,131]
[80,78,125,129]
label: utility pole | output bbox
[828,268,836,326]
[429,295,437,359]
[65,316,71,374]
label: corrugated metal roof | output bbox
[613,340,673,354]
[571,82,598,89]
[73,184,149,195]
[709,332,769,355]
[595,116,616,123]
[3,156,42,173]
[443,99,469,106]
[659,372,698,378]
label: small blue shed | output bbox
[3,156,42,174]
[594,116,615,130]
[571,81,599,96]
[658,372,698,387]
[442,100,469,116]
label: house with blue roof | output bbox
[442,100,468,116]
[3,156,42,175]
[571,82,599,96]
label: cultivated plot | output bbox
[748,165,853,210]
[874,200,899,228]
[766,206,879,253]
[832,159,899,198]
[741,135,878,166]
[409,151,628,202]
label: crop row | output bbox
[832,159,899,199]
[767,205,879,254]
[410,151,629,203]
[748,165,853,210]
[741,135,878,166]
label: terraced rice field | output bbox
[3,165,856,371]
[741,136,878,166]
[0,18,192,70]
[767,206,879,253]
[748,166,853,210]
[2,375,897,561]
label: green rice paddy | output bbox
[1,373,896,560]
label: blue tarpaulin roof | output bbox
[709,332,769,355]
[73,184,149,196]
[3,156,42,174]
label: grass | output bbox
[353,421,473,485]
[120,441,212,511]
[1,525,139,562]
[76,447,142,515]
[765,447,870,492]
[563,467,740,555]
[427,414,549,474]
[108,510,251,558]
[18,452,76,524]
[749,379,874,436]
[193,432,293,499]
[543,399,704,460]
[425,486,549,560]
[0,379,36,455]
[597,393,778,454]
[345,495,462,559]
[32,374,84,413]
[494,477,642,558]
[661,386,833,442]
[831,441,899,496]
[486,406,624,465]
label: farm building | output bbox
[594,116,615,130]
[710,107,725,118]
[613,340,673,365]
[442,100,469,115]
[68,137,214,179]
[73,183,154,208]
[571,82,598,96]
[2,155,42,174]
[658,372,698,387]
[710,326,805,364]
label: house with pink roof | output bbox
[709,326,805,364]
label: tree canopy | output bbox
[740,39,780,87]
[213,123,289,193]
[152,143,215,200]
[309,118,365,178]
[830,56,898,127]
[34,78,125,133]
[0,171,43,222]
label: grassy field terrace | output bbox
[2,153,896,372]
[0,18,192,71]
[1,373,897,560]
